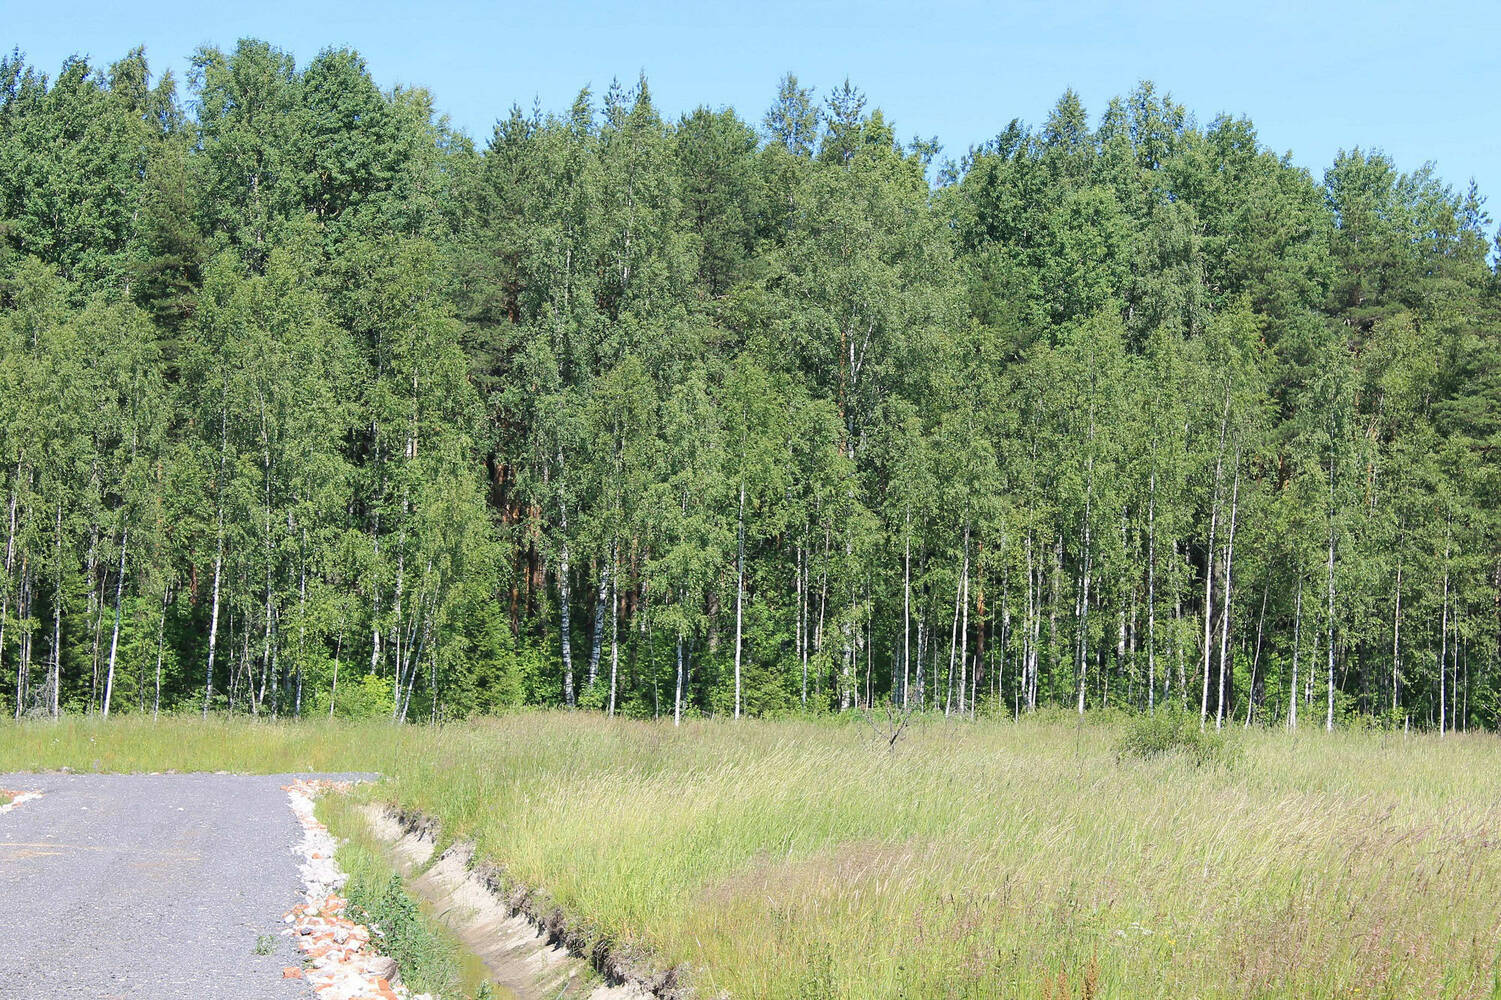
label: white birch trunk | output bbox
[328,626,344,720]
[1216,460,1239,730]
[153,585,167,720]
[946,543,962,717]
[206,408,228,717]
[733,481,745,719]
[296,527,306,718]
[1439,538,1450,737]
[1077,514,1091,716]
[608,542,620,717]
[958,527,970,717]
[1289,577,1302,731]
[587,560,608,690]
[50,503,62,718]
[795,543,804,706]
[1201,496,1220,726]
[1202,390,1230,726]
[673,631,684,727]
[102,525,128,719]
[1245,584,1267,727]
[2,481,18,718]
[903,520,911,709]
[1325,470,1337,733]
[1391,559,1402,715]
[558,515,575,705]
[1147,468,1156,714]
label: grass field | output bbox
[3,712,1499,999]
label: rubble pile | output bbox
[283,779,434,1000]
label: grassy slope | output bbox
[316,791,492,999]
[3,712,1499,999]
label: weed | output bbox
[322,793,501,999]
[253,933,276,956]
[338,849,465,997]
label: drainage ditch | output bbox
[359,806,654,1000]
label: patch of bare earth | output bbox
[362,805,662,1000]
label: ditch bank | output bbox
[359,804,688,1000]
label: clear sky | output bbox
[9,0,1501,212]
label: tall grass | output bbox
[4,712,1499,999]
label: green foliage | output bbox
[333,832,467,998]
[321,674,394,721]
[1114,707,1242,767]
[0,42,1496,732]
[346,873,459,993]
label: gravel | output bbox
[0,771,371,999]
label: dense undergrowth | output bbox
[4,711,1500,999]
[1113,706,1242,767]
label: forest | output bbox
[0,40,1497,729]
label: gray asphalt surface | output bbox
[0,772,362,999]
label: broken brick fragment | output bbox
[283,778,432,1000]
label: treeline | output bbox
[1,42,1497,728]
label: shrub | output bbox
[311,672,395,720]
[1115,706,1240,767]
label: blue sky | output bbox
[10,0,1501,213]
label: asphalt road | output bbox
[0,772,350,999]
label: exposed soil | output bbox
[361,806,662,1000]
[284,779,430,1000]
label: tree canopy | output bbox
[1,43,1497,730]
